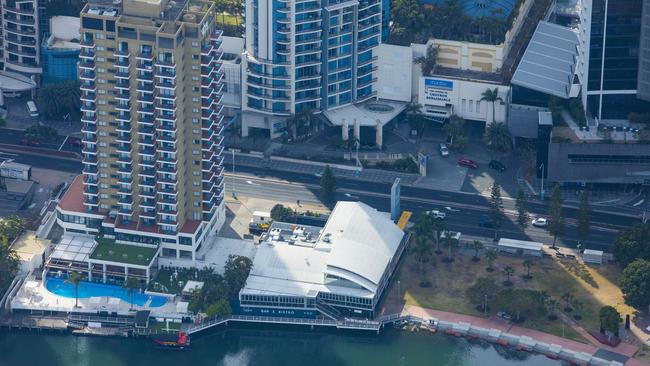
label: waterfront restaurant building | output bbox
[238,201,408,319]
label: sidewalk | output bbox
[401,304,647,366]
[233,152,420,185]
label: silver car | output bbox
[439,143,449,157]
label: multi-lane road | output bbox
[227,168,626,252]
[1,149,636,252]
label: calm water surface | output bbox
[0,326,563,366]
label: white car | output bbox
[532,217,548,228]
[426,210,446,220]
[439,143,449,157]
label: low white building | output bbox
[582,249,604,265]
[238,201,408,319]
[497,238,543,257]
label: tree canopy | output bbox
[612,223,650,268]
[270,204,294,222]
[547,184,564,248]
[0,236,20,298]
[599,305,620,336]
[619,259,650,309]
[37,81,81,120]
[320,165,337,206]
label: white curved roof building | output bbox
[239,201,408,319]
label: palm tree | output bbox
[561,292,574,312]
[411,237,432,274]
[37,80,81,119]
[404,99,424,136]
[414,44,439,76]
[480,87,503,124]
[67,271,85,308]
[472,240,484,262]
[484,122,511,152]
[123,277,140,311]
[545,297,559,320]
[523,259,534,279]
[485,249,497,272]
[442,232,458,263]
[285,114,299,141]
[433,220,447,254]
[502,266,514,286]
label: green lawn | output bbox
[90,238,158,266]
[382,248,606,343]
[215,13,242,26]
[148,268,202,294]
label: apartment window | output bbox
[97,57,105,62]
[461,99,466,112]
[193,192,200,197]
[98,90,106,95]
[97,46,105,51]
[99,153,108,158]
[99,142,107,147]
[192,129,199,134]
[192,118,199,124]
[193,202,200,207]
[100,183,108,188]
[469,100,474,112]
[98,121,106,126]
[192,65,199,70]
[193,181,200,187]
[100,194,108,199]
[191,42,199,47]
[192,97,199,103]
[99,111,107,116]
[476,101,481,113]
[192,108,199,113]
[95,33,105,40]
[191,76,199,81]
[98,100,107,105]
[97,67,106,73]
[192,149,199,155]
[97,79,106,84]
[100,204,109,209]
[100,173,108,178]
[193,171,200,176]
[99,131,108,136]
[192,139,200,144]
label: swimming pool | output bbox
[45,278,167,308]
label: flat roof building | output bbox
[238,201,408,319]
[497,238,543,257]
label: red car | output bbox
[458,157,478,169]
[20,138,40,147]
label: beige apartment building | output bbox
[56,0,226,277]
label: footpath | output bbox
[401,305,648,366]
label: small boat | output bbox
[152,332,190,350]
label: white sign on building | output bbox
[422,78,456,106]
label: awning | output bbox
[511,21,579,99]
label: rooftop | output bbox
[11,231,50,262]
[49,234,96,264]
[324,99,406,127]
[58,176,86,214]
[511,21,579,98]
[241,202,406,299]
[90,238,158,266]
[498,238,543,251]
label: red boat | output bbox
[152,332,190,350]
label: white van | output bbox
[26,100,39,118]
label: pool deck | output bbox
[10,278,185,319]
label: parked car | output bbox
[426,210,446,220]
[439,143,449,157]
[532,217,548,228]
[458,157,478,169]
[479,215,494,228]
[488,160,506,172]
[20,138,40,147]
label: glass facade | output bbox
[587,0,650,119]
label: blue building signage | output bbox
[424,78,454,89]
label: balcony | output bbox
[115,91,130,100]
[157,164,176,174]
[80,38,95,48]
[136,52,154,61]
[115,70,130,79]
[116,144,131,153]
[137,72,154,82]
[115,80,130,90]
[157,132,175,142]
[79,48,94,59]
[158,206,178,215]
[80,103,96,113]
[140,159,155,167]
[80,81,96,91]
[140,199,156,208]
[117,154,132,163]
[156,80,176,89]
[140,166,156,177]
[80,92,96,102]
[82,165,98,175]
[138,115,155,125]
[158,143,176,153]
[116,113,131,122]
[158,154,176,163]
[136,83,155,93]
[140,178,156,187]
[157,175,176,184]
[158,186,177,195]
[79,60,95,70]
[158,195,177,205]
[115,57,129,68]
[138,125,155,135]
[155,101,176,111]
[82,145,97,155]
[137,94,154,103]
[118,175,132,185]
[116,122,131,132]
[137,105,155,114]
[157,122,176,131]
[81,123,97,134]
[139,137,155,146]
[140,189,156,198]
[80,70,96,80]
[139,147,156,156]
[116,102,131,112]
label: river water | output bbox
[0,326,563,366]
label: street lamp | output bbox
[539,163,544,201]
[232,149,236,199]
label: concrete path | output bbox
[401,304,647,366]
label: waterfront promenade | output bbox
[401,305,648,366]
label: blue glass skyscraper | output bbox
[241,0,383,137]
